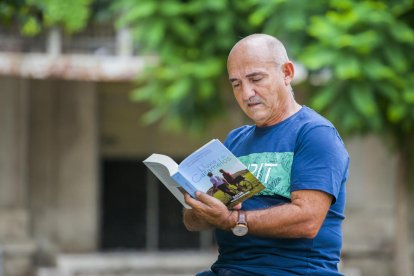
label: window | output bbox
[100,158,214,251]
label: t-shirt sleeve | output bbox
[290,126,349,203]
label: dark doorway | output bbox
[100,159,147,250]
[100,158,201,250]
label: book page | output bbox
[144,139,265,209]
[175,139,265,208]
[144,154,179,178]
[143,154,190,208]
[178,140,248,193]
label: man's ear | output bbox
[282,62,294,85]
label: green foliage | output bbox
[248,0,329,58]
[114,0,414,143]
[34,0,92,32]
[112,0,324,133]
[114,0,260,133]
[299,0,414,143]
[0,0,92,36]
[3,0,414,143]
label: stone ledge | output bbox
[0,52,156,81]
[38,251,217,276]
[0,240,36,276]
[0,240,36,256]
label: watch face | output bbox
[232,224,248,236]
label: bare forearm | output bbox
[180,190,331,238]
[247,204,318,238]
[246,191,332,238]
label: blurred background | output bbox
[0,0,413,275]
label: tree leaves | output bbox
[21,16,41,36]
[111,0,414,138]
[7,0,412,140]
[0,0,92,35]
[302,0,414,139]
[114,0,258,132]
[349,83,378,118]
[39,0,92,32]
[310,85,338,111]
[335,56,361,79]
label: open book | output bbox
[143,139,265,209]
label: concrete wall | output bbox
[28,80,99,264]
[0,77,99,275]
[0,78,35,275]
[343,136,414,276]
[342,136,397,276]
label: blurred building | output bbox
[0,23,413,276]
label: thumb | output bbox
[231,203,242,210]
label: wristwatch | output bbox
[231,210,248,236]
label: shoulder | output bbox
[223,125,254,148]
[297,106,334,130]
[294,107,349,159]
[294,107,342,143]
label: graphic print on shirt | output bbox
[239,152,293,199]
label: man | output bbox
[183,34,349,276]
[219,169,236,185]
[208,172,236,196]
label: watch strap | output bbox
[238,210,247,225]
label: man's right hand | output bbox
[183,192,238,231]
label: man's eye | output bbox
[232,83,240,88]
[252,78,262,82]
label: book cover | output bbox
[143,139,265,209]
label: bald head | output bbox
[228,34,290,67]
[226,34,299,126]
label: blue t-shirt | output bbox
[211,106,349,276]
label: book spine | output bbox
[172,172,197,198]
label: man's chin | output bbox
[247,114,267,126]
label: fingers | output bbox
[195,191,212,202]
[183,191,234,230]
[184,192,204,209]
[184,191,219,210]
[232,203,242,210]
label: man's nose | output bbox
[241,83,255,101]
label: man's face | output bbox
[227,45,291,127]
